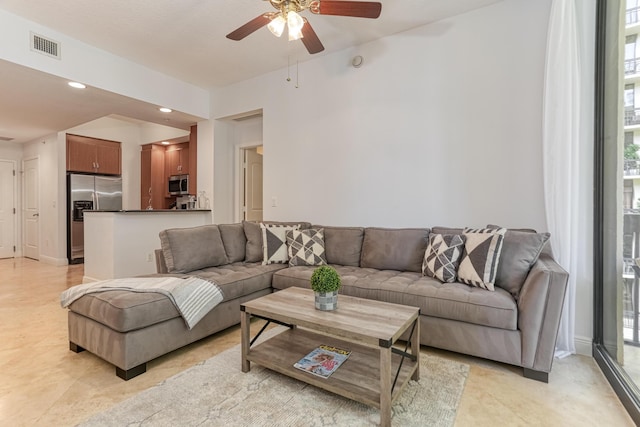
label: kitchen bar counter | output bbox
[83,210,212,282]
[90,209,212,213]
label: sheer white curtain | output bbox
[542,0,580,357]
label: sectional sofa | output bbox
[65,221,568,382]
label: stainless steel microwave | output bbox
[168,174,189,195]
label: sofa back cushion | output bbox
[219,223,247,263]
[313,225,365,266]
[431,226,464,235]
[243,221,312,263]
[360,227,430,272]
[486,225,551,298]
[159,225,229,273]
[243,221,263,262]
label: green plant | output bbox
[310,265,341,293]
[625,144,640,160]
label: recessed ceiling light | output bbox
[68,81,86,89]
[159,107,172,113]
[161,141,170,145]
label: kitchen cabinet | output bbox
[140,144,166,210]
[140,126,198,209]
[67,134,121,175]
[164,143,189,176]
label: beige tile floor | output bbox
[0,257,633,426]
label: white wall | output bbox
[197,119,215,223]
[212,116,263,224]
[211,0,552,231]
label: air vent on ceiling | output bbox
[30,32,61,59]
[0,136,15,142]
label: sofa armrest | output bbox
[517,253,569,373]
[155,249,168,274]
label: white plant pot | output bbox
[314,291,338,311]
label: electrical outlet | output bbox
[146,253,153,262]
[272,196,277,207]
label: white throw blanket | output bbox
[60,276,224,330]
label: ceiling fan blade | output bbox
[312,1,382,19]
[301,19,325,54]
[226,14,272,41]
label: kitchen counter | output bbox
[83,210,212,282]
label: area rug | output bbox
[81,336,469,426]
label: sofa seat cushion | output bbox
[69,263,285,333]
[190,262,287,301]
[273,266,517,330]
[68,290,181,333]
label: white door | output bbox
[0,160,16,258]
[244,147,263,221]
[23,158,39,260]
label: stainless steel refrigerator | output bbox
[67,173,122,264]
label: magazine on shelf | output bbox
[293,344,351,378]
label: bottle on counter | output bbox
[198,191,205,209]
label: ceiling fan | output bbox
[226,0,382,55]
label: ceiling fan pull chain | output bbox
[287,55,291,82]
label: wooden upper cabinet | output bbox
[66,134,121,175]
[95,143,121,175]
[164,143,189,176]
[140,144,166,210]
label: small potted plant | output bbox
[310,265,341,311]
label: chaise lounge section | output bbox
[65,221,568,382]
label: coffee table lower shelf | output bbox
[244,327,419,410]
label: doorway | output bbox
[241,146,263,222]
[0,159,16,259]
[23,157,39,260]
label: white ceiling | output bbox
[0,0,503,144]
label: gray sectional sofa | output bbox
[65,221,568,382]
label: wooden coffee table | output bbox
[240,287,420,427]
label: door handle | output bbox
[33,213,39,217]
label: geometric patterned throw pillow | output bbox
[287,228,327,267]
[422,234,466,283]
[457,227,507,291]
[261,223,300,265]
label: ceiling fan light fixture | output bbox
[267,14,286,37]
[287,11,304,41]
[288,27,304,41]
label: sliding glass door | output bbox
[595,0,640,422]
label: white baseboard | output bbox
[574,335,593,356]
[82,275,100,283]
[39,255,68,266]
